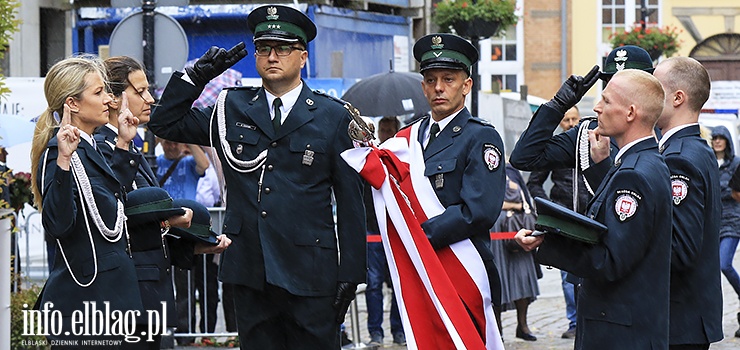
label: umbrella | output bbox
[342,71,428,117]
[0,114,36,148]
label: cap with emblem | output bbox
[413,33,479,76]
[247,5,317,46]
[125,187,186,227]
[533,197,607,244]
[169,199,219,245]
[601,45,654,82]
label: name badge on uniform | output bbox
[435,173,444,189]
[302,150,315,166]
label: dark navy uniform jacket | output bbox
[414,110,506,305]
[37,135,143,320]
[537,138,672,350]
[94,125,194,327]
[660,125,723,345]
[148,72,366,296]
[510,105,617,190]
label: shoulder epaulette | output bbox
[470,117,495,128]
[663,139,684,156]
[399,114,427,131]
[226,85,259,91]
[620,154,639,170]
[311,89,349,106]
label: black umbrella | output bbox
[342,71,428,117]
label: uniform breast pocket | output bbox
[287,139,328,184]
[424,158,458,177]
[225,124,262,160]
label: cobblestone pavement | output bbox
[178,250,740,349]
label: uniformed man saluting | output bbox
[147,5,366,349]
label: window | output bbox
[600,1,662,53]
[491,74,518,92]
[490,25,517,62]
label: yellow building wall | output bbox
[567,0,740,100]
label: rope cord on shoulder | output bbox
[575,121,595,198]
[44,150,128,288]
[211,89,268,174]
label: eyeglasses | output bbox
[254,45,304,57]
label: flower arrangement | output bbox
[8,171,33,211]
[609,24,682,59]
[433,0,518,38]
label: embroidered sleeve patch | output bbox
[671,174,690,206]
[614,189,641,222]
[483,143,501,172]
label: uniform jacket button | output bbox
[129,159,136,167]
[315,238,319,244]
[114,192,120,198]
[271,142,278,148]
[261,211,267,218]
[264,187,271,194]
[600,311,606,317]
[267,164,274,171]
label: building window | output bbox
[490,25,517,62]
[600,1,662,54]
[492,74,518,92]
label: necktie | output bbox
[273,97,283,132]
[427,122,440,149]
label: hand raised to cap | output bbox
[546,65,601,114]
[116,91,140,149]
[185,42,248,87]
[56,104,80,169]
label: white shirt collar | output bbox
[658,123,698,149]
[79,130,96,150]
[615,135,653,164]
[425,108,463,146]
[105,123,119,135]
[266,82,303,124]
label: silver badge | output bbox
[306,98,314,106]
[236,144,243,155]
[452,126,461,133]
[435,173,444,189]
[302,150,314,166]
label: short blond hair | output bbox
[612,70,665,127]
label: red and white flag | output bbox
[341,123,503,350]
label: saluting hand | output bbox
[116,91,140,149]
[56,104,80,170]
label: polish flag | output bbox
[341,123,503,350]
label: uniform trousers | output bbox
[233,282,340,349]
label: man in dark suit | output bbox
[147,4,365,349]
[412,33,506,335]
[653,57,723,350]
[517,69,672,349]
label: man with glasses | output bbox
[148,5,366,349]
